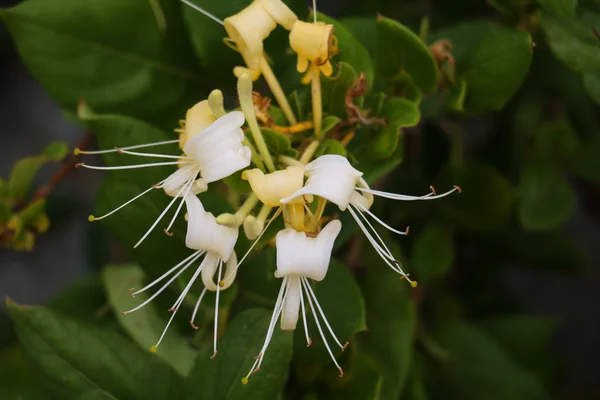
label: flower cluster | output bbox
[76,0,459,383]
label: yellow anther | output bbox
[88,215,95,222]
[149,345,158,353]
[74,148,81,155]
[410,281,418,288]
[241,377,249,385]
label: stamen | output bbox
[74,139,179,155]
[122,251,203,314]
[313,0,318,23]
[180,0,224,25]
[243,277,287,383]
[213,260,223,358]
[302,278,345,349]
[75,161,192,170]
[114,147,194,160]
[164,171,199,235]
[355,186,460,201]
[356,202,409,236]
[89,185,157,222]
[299,278,312,347]
[168,255,208,312]
[300,277,344,377]
[131,250,203,296]
[133,178,192,248]
[190,287,208,329]
[151,305,179,352]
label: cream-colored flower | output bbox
[242,220,347,384]
[242,166,309,207]
[282,155,460,285]
[224,0,297,80]
[289,20,334,83]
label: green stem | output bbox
[300,140,320,165]
[260,56,298,125]
[238,73,276,172]
[234,194,259,225]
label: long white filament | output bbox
[164,171,199,235]
[302,277,345,350]
[356,202,408,236]
[355,186,460,201]
[301,277,343,377]
[116,148,194,160]
[180,0,224,25]
[76,139,179,155]
[77,160,192,170]
[212,261,223,358]
[122,250,204,314]
[190,287,208,329]
[298,278,311,347]
[313,0,318,23]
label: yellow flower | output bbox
[289,20,334,83]
[224,0,297,80]
[242,166,310,207]
[177,89,225,148]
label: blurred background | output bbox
[1,0,600,399]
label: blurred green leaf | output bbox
[517,164,574,230]
[359,239,417,399]
[317,13,374,89]
[433,22,532,113]
[102,264,196,376]
[315,139,347,157]
[0,346,49,400]
[1,0,203,128]
[8,141,67,202]
[437,162,515,231]
[321,115,342,136]
[478,315,557,372]
[429,321,549,400]
[185,309,293,400]
[340,17,376,56]
[376,16,438,93]
[7,300,184,399]
[224,170,252,193]
[538,0,578,17]
[411,224,454,281]
[258,128,294,157]
[322,62,358,119]
[328,356,382,400]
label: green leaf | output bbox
[517,164,574,230]
[328,356,382,400]
[322,62,358,119]
[538,0,578,17]
[359,239,416,399]
[411,224,454,281]
[1,0,204,128]
[79,107,203,280]
[7,300,184,399]
[224,170,252,193]
[429,321,549,400]
[376,17,438,93]
[432,22,532,113]
[570,135,600,183]
[314,139,347,158]
[185,309,293,400]
[8,141,68,201]
[259,128,293,157]
[321,115,342,136]
[316,13,374,89]
[436,162,515,231]
[340,17,377,56]
[292,260,366,366]
[102,264,196,376]
[367,97,420,160]
[478,315,557,372]
[0,346,49,400]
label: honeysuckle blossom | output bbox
[122,194,239,357]
[76,96,250,248]
[281,154,461,286]
[243,219,346,383]
[289,20,334,83]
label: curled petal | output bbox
[280,277,301,330]
[275,219,341,281]
[242,166,309,206]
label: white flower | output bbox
[281,154,460,285]
[121,194,239,358]
[243,220,347,383]
[77,108,250,248]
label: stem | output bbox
[234,194,260,225]
[299,140,320,165]
[311,65,323,138]
[238,73,276,172]
[243,138,266,172]
[260,56,297,125]
[279,155,304,167]
[257,203,272,224]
